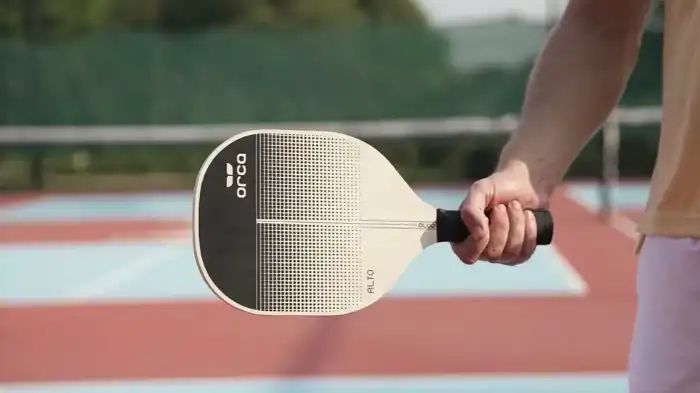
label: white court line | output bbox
[550,246,589,296]
[564,187,640,240]
[609,213,639,240]
[546,189,621,295]
[0,372,629,390]
[65,231,190,303]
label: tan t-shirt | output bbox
[638,0,700,238]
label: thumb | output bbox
[453,179,494,263]
[487,163,544,208]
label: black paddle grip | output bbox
[435,208,553,245]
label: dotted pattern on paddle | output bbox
[258,132,364,313]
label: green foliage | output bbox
[0,0,429,38]
[0,0,663,190]
[0,25,457,125]
[0,0,453,125]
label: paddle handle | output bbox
[435,209,554,245]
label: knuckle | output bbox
[470,179,490,194]
[507,201,522,215]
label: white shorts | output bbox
[628,236,700,393]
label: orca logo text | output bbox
[226,153,247,198]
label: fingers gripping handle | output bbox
[435,209,554,245]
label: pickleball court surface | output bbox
[0,182,647,392]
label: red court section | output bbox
[0,220,189,243]
[0,188,639,383]
[0,194,43,208]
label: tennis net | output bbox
[0,106,660,220]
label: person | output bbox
[450,0,700,392]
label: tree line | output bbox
[0,0,663,189]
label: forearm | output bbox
[498,2,648,193]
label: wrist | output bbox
[496,145,561,197]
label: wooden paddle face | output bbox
[193,129,437,316]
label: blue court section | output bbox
[0,189,580,305]
[0,239,575,305]
[1,374,628,393]
[566,183,649,211]
[0,193,191,223]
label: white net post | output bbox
[600,114,621,223]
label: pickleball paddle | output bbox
[193,129,553,316]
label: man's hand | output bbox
[451,161,550,266]
[450,0,650,266]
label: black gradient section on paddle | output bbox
[197,134,259,310]
[435,209,554,245]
